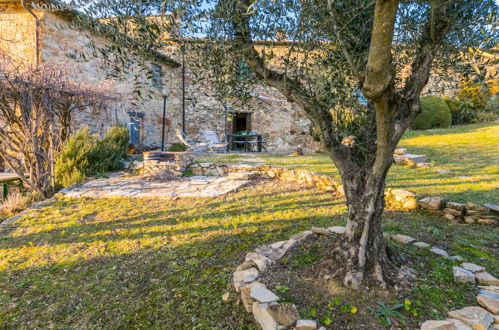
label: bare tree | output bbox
[0,53,118,196]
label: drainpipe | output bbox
[21,0,40,67]
[181,45,186,132]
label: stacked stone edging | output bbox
[233,227,499,330]
[189,162,497,225]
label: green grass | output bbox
[201,123,499,204]
[0,180,497,328]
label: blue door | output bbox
[130,118,140,145]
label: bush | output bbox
[1,189,33,214]
[443,97,476,125]
[55,126,130,187]
[168,143,187,152]
[413,96,452,130]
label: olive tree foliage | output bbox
[54,0,497,289]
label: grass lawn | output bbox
[0,179,497,328]
[200,123,499,205]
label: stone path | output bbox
[60,173,252,198]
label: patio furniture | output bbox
[0,173,23,200]
[226,132,264,152]
[175,129,209,154]
[201,130,229,153]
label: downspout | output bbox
[181,45,186,132]
[21,0,40,68]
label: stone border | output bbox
[233,227,499,330]
[189,162,497,225]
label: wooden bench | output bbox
[0,173,23,200]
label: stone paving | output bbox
[60,173,252,198]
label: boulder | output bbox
[283,239,298,250]
[268,303,300,327]
[430,247,450,258]
[453,266,475,284]
[484,203,499,214]
[245,253,270,272]
[476,290,499,314]
[447,306,493,330]
[464,217,476,224]
[294,319,317,330]
[328,226,346,234]
[250,285,279,303]
[477,218,498,225]
[236,260,258,271]
[233,267,259,292]
[421,319,471,330]
[476,272,499,286]
[460,263,485,274]
[419,197,447,210]
[392,234,416,244]
[444,213,456,221]
[444,208,463,217]
[479,285,499,294]
[465,203,489,212]
[413,241,431,248]
[253,302,279,330]
[311,227,330,236]
[447,202,466,211]
[240,282,266,312]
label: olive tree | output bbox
[59,0,497,289]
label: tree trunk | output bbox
[320,164,400,290]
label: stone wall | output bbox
[0,4,37,66]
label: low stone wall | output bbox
[233,227,499,330]
[189,162,497,225]
[143,151,195,175]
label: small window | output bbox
[151,64,163,89]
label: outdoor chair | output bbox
[201,130,228,153]
[175,129,209,154]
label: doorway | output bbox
[231,112,252,133]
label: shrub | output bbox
[168,143,187,152]
[443,97,476,125]
[458,81,489,109]
[55,126,130,187]
[1,189,33,214]
[412,96,452,130]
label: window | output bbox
[151,64,163,89]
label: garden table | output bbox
[226,133,263,152]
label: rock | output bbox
[477,218,498,225]
[444,213,456,221]
[236,260,257,271]
[460,263,485,273]
[394,153,427,164]
[421,319,469,330]
[290,230,313,242]
[447,202,466,211]
[294,319,317,330]
[253,303,279,330]
[394,147,407,155]
[268,303,300,327]
[466,210,486,216]
[222,292,230,301]
[419,197,447,210]
[413,241,431,248]
[476,272,499,285]
[464,217,476,224]
[250,285,279,303]
[271,241,287,249]
[453,266,476,284]
[465,203,489,212]
[444,208,463,217]
[449,256,464,262]
[484,203,499,214]
[246,253,270,272]
[283,239,298,250]
[476,290,499,314]
[311,227,330,236]
[479,285,499,294]
[240,282,266,312]
[328,226,346,234]
[392,234,416,244]
[227,171,257,180]
[430,247,450,258]
[233,267,259,292]
[447,306,493,330]
[494,314,499,324]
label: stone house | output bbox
[2,1,484,153]
[0,0,323,152]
